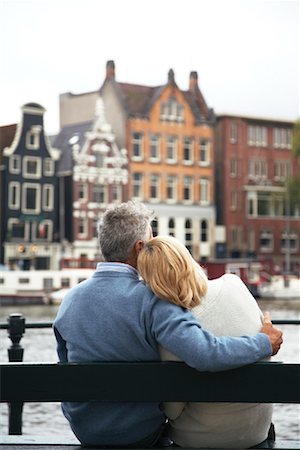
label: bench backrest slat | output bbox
[1,361,299,403]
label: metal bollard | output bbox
[7,313,25,435]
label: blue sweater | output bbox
[53,263,271,446]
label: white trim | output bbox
[23,156,42,179]
[8,182,20,209]
[43,184,54,211]
[9,155,21,174]
[22,183,41,214]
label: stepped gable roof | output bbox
[53,121,92,175]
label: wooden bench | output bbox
[1,361,300,449]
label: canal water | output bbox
[0,299,299,443]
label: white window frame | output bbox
[183,137,193,165]
[132,132,144,161]
[200,178,210,205]
[34,220,52,241]
[9,155,21,174]
[199,139,210,166]
[92,184,107,205]
[43,184,54,211]
[149,174,160,202]
[78,183,88,202]
[260,230,274,252]
[230,158,237,177]
[183,176,193,204]
[132,173,143,200]
[26,125,41,150]
[8,182,20,209]
[22,183,41,214]
[78,217,88,237]
[8,218,30,241]
[230,122,238,143]
[149,134,161,162]
[166,175,177,203]
[23,156,42,179]
[112,184,122,204]
[166,136,178,163]
[44,158,54,176]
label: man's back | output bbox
[54,264,165,446]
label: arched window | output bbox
[168,218,175,236]
[185,219,192,254]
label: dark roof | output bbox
[23,102,44,109]
[53,121,92,174]
[0,123,17,153]
[102,78,214,123]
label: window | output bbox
[247,192,257,217]
[22,184,40,214]
[231,226,242,246]
[183,176,193,202]
[248,159,267,178]
[230,158,237,177]
[79,183,88,201]
[132,132,143,160]
[257,193,272,216]
[92,184,107,204]
[23,157,41,178]
[166,136,178,163]
[26,125,41,149]
[92,218,99,238]
[260,230,273,252]
[248,126,267,147]
[78,218,87,236]
[230,122,238,143]
[9,156,21,174]
[160,97,184,122]
[95,153,105,167]
[230,191,238,210]
[200,220,208,242]
[43,185,54,211]
[44,158,54,176]
[166,175,177,202]
[35,220,52,240]
[248,230,256,252]
[274,160,292,180]
[112,184,122,203]
[8,182,20,209]
[152,218,158,237]
[132,173,143,200]
[185,219,193,254]
[149,134,161,162]
[183,137,193,164]
[168,218,175,236]
[199,139,210,166]
[149,174,160,201]
[274,128,292,149]
[199,178,210,205]
[9,220,26,239]
[281,231,298,253]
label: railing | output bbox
[0,313,300,448]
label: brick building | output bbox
[59,61,219,260]
[215,114,300,272]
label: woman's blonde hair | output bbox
[137,235,208,309]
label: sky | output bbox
[0,0,299,135]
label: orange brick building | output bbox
[60,61,219,260]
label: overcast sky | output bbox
[0,0,299,134]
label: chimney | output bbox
[168,69,175,85]
[189,71,199,91]
[106,60,115,80]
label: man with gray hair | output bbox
[54,201,283,448]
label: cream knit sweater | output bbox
[160,273,273,448]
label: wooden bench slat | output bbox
[1,361,300,403]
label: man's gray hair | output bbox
[98,201,155,262]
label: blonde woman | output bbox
[137,235,274,449]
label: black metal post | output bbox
[7,313,25,435]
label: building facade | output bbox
[53,97,128,262]
[59,60,219,260]
[215,114,300,272]
[1,103,61,270]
